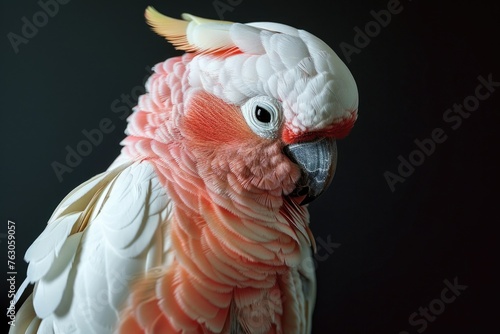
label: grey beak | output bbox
[284,138,337,205]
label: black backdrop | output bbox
[1,0,499,333]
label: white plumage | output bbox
[12,162,172,333]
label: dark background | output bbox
[1,0,498,333]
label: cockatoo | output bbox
[11,6,358,334]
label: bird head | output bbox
[125,8,358,224]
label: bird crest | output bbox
[145,6,241,55]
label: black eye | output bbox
[242,96,282,138]
[255,106,271,123]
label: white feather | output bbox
[13,161,172,334]
[230,24,265,54]
[33,233,83,318]
[188,22,233,52]
[273,33,310,69]
[25,213,80,263]
[49,164,128,220]
[247,22,300,36]
[8,295,38,334]
[37,318,54,334]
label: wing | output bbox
[11,161,172,334]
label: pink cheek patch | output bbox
[182,92,255,147]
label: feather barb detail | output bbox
[145,6,191,51]
[145,6,240,56]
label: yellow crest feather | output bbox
[145,6,239,55]
[145,6,191,51]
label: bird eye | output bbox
[255,106,272,123]
[242,96,282,139]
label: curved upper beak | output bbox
[284,138,337,205]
